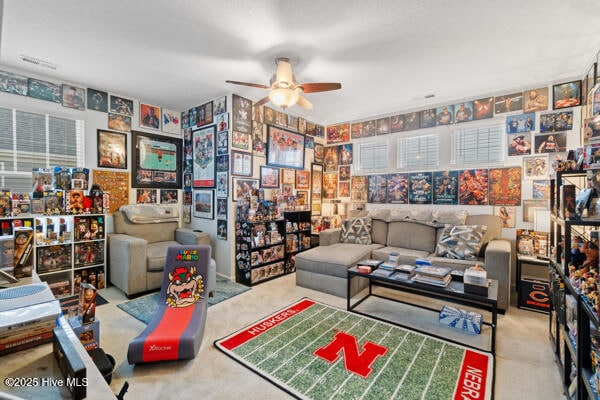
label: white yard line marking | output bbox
[391,337,427,399]
[421,343,446,400]
[355,329,409,400]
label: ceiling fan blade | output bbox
[225,80,269,89]
[296,95,313,110]
[275,58,294,84]
[299,82,342,93]
[254,96,270,107]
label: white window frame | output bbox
[396,134,439,169]
[354,139,389,173]
[451,125,504,165]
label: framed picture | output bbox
[232,177,259,201]
[192,126,216,187]
[217,130,229,156]
[534,132,566,153]
[311,163,323,201]
[314,143,324,163]
[162,108,181,135]
[267,125,305,169]
[28,78,61,103]
[231,149,253,176]
[184,173,192,190]
[523,87,549,113]
[232,94,252,134]
[553,80,581,109]
[216,171,228,198]
[252,121,266,157]
[494,92,523,114]
[140,103,161,130]
[216,154,229,172]
[216,197,227,219]
[109,95,134,115]
[232,130,251,151]
[193,189,214,219]
[523,155,548,179]
[0,70,28,96]
[87,88,108,112]
[296,190,308,206]
[132,130,182,188]
[216,112,229,132]
[136,189,157,204]
[61,84,85,110]
[183,206,191,224]
[97,129,127,169]
[217,219,227,240]
[160,189,178,204]
[295,170,310,190]
[108,112,132,132]
[260,166,280,189]
[195,101,213,127]
[214,96,227,115]
[494,206,516,228]
[326,123,350,144]
[281,169,295,185]
[473,97,494,120]
[522,200,548,222]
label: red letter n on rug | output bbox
[314,331,388,378]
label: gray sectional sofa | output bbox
[295,208,512,312]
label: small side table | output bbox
[516,255,550,313]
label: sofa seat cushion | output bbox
[147,241,181,271]
[371,247,430,265]
[296,243,383,278]
[427,256,482,271]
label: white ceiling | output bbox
[1,0,600,125]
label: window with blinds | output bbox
[0,108,84,192]
[355,140,389,172]
[451,125,503,165]
[397,134,439,169]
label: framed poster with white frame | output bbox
[232,177,259,201]
[216,197,227,219]
[193,189,214,219]
[523,155,548,179]
[192,126,216,187]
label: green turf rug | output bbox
[215,298,493,400]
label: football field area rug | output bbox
[214,298,493,400]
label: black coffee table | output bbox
[347,266,498,355]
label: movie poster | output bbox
[338,144,353,165]
[432,170,458,205]
[338,181,350,198]
[408,172,432,204]
[351,176,367,202]
[323,172,338,199]
[459,169,489,205]
[368,175,387,203]
[488,167,522,206]
[386,173,409,204]
[323,146,339,172]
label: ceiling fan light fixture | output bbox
[269,87,300,109]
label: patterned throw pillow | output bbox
[436,224,488,260]
[340,217,372,245]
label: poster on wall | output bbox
[494,92,523,114]
[232,94,252,134]
[193,189,214,219]
[488,167,522,206]
[408,172,432,204]
[323,146,339,172]
[367,175,387,204]
[266,126,305,169]
[323,172,338,199]
[338,144,353,165]
[326,123,350,144]
[494,206,516,228]
[132,131,182,189]
[507,133,532,156]
[539,111,573,132]
[523,87,549,113]
[534,132,566,153]
[350,176,367,203]
[533,180,550,199]
[386,173,408,204]
[506,113,535,133]
[432,170,458,205]
[217,220,227,240]
[216,198,227,219]
[453,101,474,123]
[458,169,488,205]
[523,155,549,179]
[473,97,494,120]
[192,126,216,187]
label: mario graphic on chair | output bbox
[166,266,204,308]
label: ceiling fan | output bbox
[226,57,341,110]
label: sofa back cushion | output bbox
[114,211,178,244]
[386,221,437,253]
[371,219,388,245]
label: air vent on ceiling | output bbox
[424,94,435,99]
[19,55,57,70]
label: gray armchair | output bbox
[108,205,216,297]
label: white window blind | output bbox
[451,125,503,165]
[397,134,439,169]
[0,108,84,192]
[355,140,388,172]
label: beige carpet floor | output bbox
[5,273,566,399]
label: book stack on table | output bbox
[413,265,452,287]
[356,259,383,274]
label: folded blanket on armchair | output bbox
[120,204,180,224]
